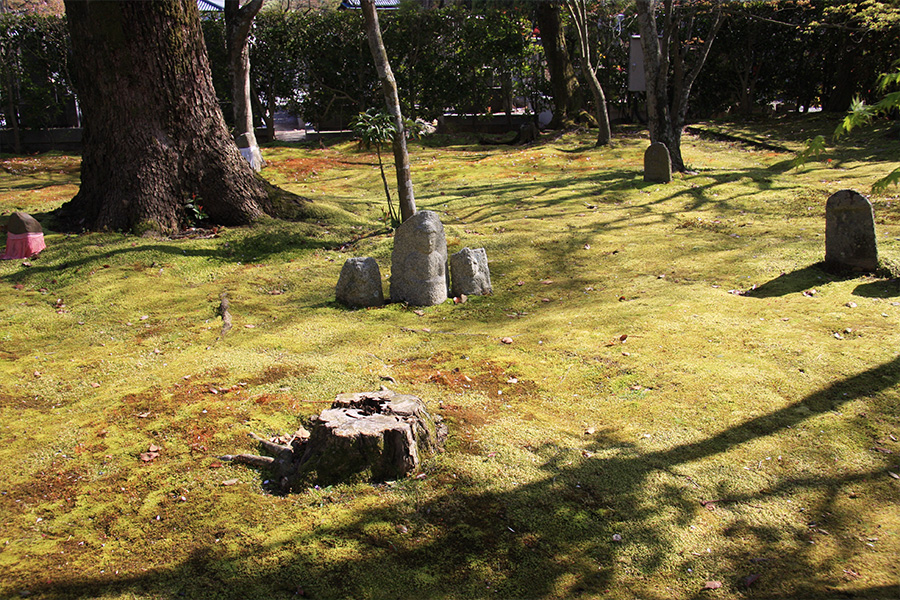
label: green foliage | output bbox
[351,107,395,150]
[0,13,74,130]
[351,108,399,227]
[247,6,537,129]
[790,134,827,168]
[833,60,900,192]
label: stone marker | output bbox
[335,256,384,308]
[825,189,878,272]
[450,247,492,297]
[390,210,448,306]
[2,211,46,260]
[644,142,672,183]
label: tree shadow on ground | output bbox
[744,263,851,298]
[20,355,900,600]
[1,228,343,284]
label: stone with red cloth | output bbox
[2,212,46,259]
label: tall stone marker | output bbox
[335,257,384,308]
[825,189,878,272]
[390,210,448,306]
[450,247,492,297]
[644,142,672,183]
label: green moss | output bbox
[0,118,898,599]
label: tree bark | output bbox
[225,0,265,171]
[536,1,579,129]
[59,0,275,234]
[361,0,415,223]
[636,0,722,172]
[566,0,611,146]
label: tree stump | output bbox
[224,390,445,490]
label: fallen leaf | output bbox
[414,310,425,316]
[13,284,24,290]
[619,334,628,342]
[137,411,151,418]
[91,382,101,388]
[540,279,553,285]
[516,281,525,286]
[140,452,159,462]
[703,581,722,590]
[221,479,239,486]
[585,427,596,435]
[743,574,760,588]
[148,444,161,452]
[500,337,513,345]
[244,324,255,328]
[209,461,223,468]
[888,471,899,479]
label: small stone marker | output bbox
[2,211,46,260]
[825,189,878,272]
[390,210,448,306]
[335,257,384,308]
[643,142,672,183]
[450,247,492,297]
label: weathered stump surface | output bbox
[226,390,445,490]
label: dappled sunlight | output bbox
[1,124,898,599]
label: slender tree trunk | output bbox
[59,0,274,233]
[636,0,721,173]
[536,1,579,129]
[225,0,264,171]
[566,0,611,146]
[361,0,415,223]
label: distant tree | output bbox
[58,0,304,234]
[225,0,264,171]
[536,0,581,128]
[360,0,416,222]
[566,0,611,146]
[635,0,723,172]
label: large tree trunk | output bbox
[58,0,274,234]
[225,0,264,171]
[361,0,416,223]
[536,1,579,129]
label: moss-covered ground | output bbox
[1,115,898,599]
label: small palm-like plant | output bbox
[351,108,399,228]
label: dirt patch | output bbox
[399,355,539,402]
[1,464,87,513]
[266,156,345,181]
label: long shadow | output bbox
[19,355,900,599]
[744,263,848,298]
[1,230,344,284]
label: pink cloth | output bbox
[2,232,46,259]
